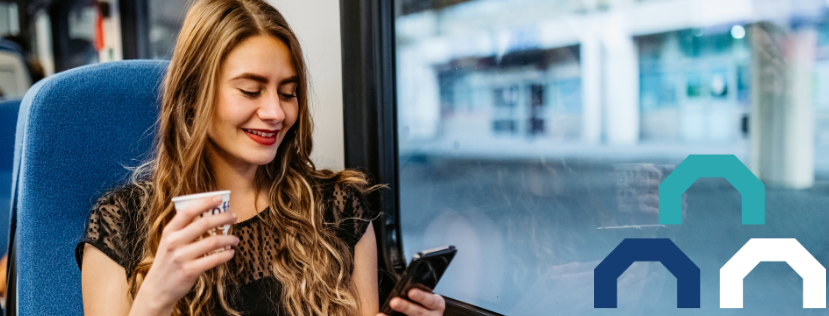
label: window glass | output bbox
[65,0,98,69]
[148,0,187,59]
[395,0,829,314]
[0,2,19,36]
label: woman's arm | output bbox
[352,222,446,316]
[81,243,205,316]
[352,222,379,316]
[81,245,132,316]
[81,196,239,316]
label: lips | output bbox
[243,128,279,146]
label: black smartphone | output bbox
[380,245,457,315]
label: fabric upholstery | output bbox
[0,99,21,170]
[13,60,167,315]
[0,99,21,255]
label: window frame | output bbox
[340,2,509,314]
[339,0,404,303]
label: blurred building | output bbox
[396,0,829,186]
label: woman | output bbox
[76,0,445,315]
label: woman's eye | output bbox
[240,89,261,98]
[281,93,297,100]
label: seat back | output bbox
[0,45,32,100]
[0,99,21,256]
[10,60,167,315]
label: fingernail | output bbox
[213,196,222,202]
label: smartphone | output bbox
[380,245,457,316]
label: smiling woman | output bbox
[208,35,298,174]
[73,0,446,316]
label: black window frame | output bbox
[339,2,503,315]
[339,2,507,314]
[338,0,404,303]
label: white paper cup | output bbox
[172,190,231,253]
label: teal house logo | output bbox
[594,155,826,309]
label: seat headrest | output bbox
[14,60,169,316]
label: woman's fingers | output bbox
[389,290,445,316]
[407,288,445,311]
[178,235,240,260]
[173,211,237,245]
[165,196,223,232]
[390,297,428,316]
[187,249,236,274]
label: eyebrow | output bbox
[231,73,299,86]
[232,73,268,84]
[279,76,299,85]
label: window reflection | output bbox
[395,0,829,314]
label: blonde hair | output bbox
[126,0,377,315]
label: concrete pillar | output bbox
[581,32,603,144]
[396,44,441,141]
[602,14,640,145]
[749,22,816,189]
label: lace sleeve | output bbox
[330,183,375,251]
[75,191,130,270]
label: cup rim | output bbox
[171,190,231,203]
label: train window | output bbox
[394,0,829,314]
[148,0,188,59]
[0,2,19,36]
[63,0,99,69]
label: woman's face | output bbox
[208,35,299,168]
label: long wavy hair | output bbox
[126,0,376,315]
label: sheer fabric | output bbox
[75,179,374,315]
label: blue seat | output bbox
[9,60,167,315]
[0,99,21,255]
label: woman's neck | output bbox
[206,145,269,222]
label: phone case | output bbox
[380,246,457,316]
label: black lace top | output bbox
[75,179,374,315]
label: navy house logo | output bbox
[594,155,826,309]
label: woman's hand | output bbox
[377,288,446,316]
[130,196,239,316]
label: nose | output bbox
[257,93,286,124]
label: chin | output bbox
[248,154,278,166]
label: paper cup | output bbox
[172,190,231,253]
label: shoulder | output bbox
[318,177,375,218]
[90,182,150,227]
[317,176,376,250]
[90,182,146,224]
[76,182,150,272]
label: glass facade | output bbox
[394,0,829,314]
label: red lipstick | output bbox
[243,128,279,146]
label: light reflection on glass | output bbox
[395,0,829,314]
